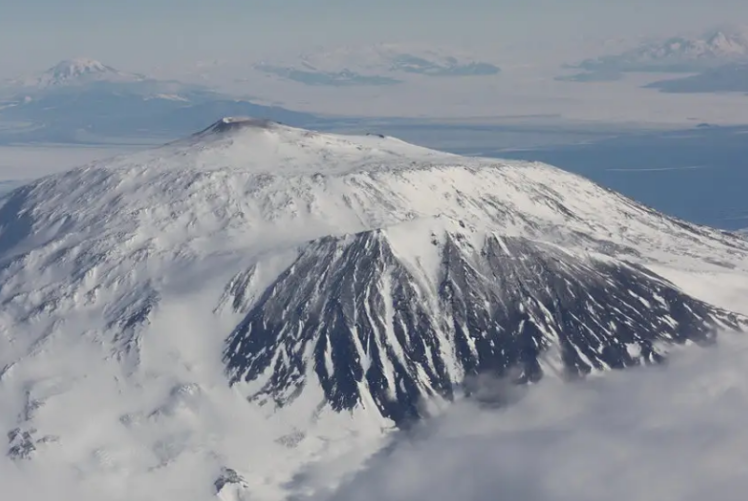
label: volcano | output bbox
[0,118,746,499]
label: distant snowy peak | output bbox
[573,27,748,74]
[254,44,500,86]
[703,29,748,55]
[47,58,120,81]
[633,30,748,61]
[10,57,144,90]
[0,65,322,142]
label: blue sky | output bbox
[2,0,748,76]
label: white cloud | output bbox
[321,333,748,501]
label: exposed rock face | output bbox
[224,228,745,425]
[215,467,249,493]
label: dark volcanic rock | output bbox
[224,228,745,426]
[214,467,248,493]
[7,428,36,460]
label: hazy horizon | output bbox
[3,0,748,77]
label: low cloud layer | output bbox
[322,334,748,501]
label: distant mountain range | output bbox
[560,28,748,83]
[0,58,321,143]
[645,62,748,93]
[253,44,501,87]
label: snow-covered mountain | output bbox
[254,44,500,86]
[564,28,748,80]
[6,57,145,90]
[0,118,747,499]
[0,60,321,142]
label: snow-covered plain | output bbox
[164,34,748,126]
[0,118,746,500]
[205,61,748,125]
[142,27,748,126]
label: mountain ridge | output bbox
[254,44,501,86]
[562,27,748,81]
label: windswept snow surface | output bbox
[0,117,747,499]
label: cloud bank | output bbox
[321,333,748,501]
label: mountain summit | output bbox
[9,57,144,89]
[0,119,746,496]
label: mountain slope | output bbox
[0,117,747,498]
